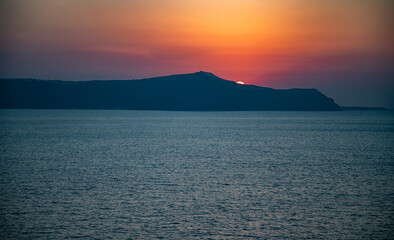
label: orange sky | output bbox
[1,0,393,107]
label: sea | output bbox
[0,109,393,239]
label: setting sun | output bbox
[0,1,393,239]
[0,0,392,107]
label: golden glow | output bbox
[236,81,245,85]
[2,0,392,84]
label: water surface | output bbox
[0,110,393,239]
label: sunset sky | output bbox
[1,0,393,107]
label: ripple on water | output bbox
[0,110,393,239]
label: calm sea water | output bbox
[0,110,393,239]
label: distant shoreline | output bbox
[0,72,341,111]
[341,106,386,111]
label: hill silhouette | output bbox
[0,71,340,110]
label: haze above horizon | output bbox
[0,0,393,107]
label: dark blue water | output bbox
[0,110,393,239]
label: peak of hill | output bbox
[0,72,340,110]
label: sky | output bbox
[1,0,393,107]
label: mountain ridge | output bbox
[0,71,341,111]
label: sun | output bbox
[236,81,245,85]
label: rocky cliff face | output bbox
[0,72,341,110]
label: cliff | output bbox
[0,71,340,110]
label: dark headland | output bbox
[0,71,341,111]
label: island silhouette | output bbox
[0,71,340,110]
